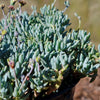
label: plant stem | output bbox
[19,65,34,91]
[2,9,7,29]
[1,9,6,18]
[14,68,19,87]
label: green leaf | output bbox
[13,86,19,97]
[98,44,100,53]
[19,54,24,64]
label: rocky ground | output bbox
[74,69,100,100]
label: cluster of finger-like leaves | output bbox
[0,2,100,100]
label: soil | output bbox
[74,68,100,100]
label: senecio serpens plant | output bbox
[0,0,100,99]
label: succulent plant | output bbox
[0,0,100,99]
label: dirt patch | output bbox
[74,68,100,100]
